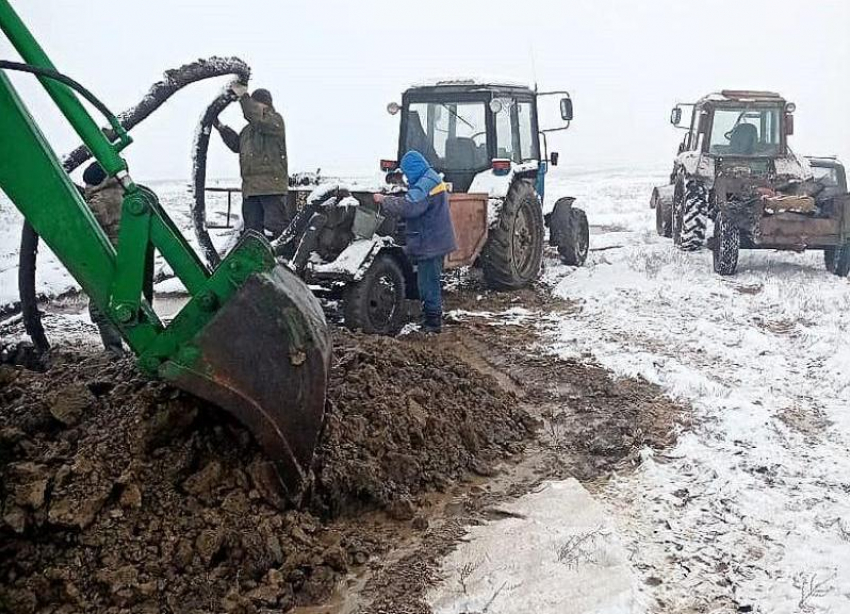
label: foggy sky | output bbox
[2,0,848,182]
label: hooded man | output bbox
[215,84,290,238]
[82,162,125,356]
[374,150,457,333]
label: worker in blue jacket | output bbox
[374,150,457,333]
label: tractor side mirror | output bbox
[560,98,573,122]
[670,107,683,126]
[786,113,794,136]
[550,152,560,167]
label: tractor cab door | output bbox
[492,97,540,166]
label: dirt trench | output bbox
[0,284,686,614]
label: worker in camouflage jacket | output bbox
[214,84,290,238]
[81,162,125,357]
[374,150,457,334]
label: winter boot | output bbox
[422,312,443,335]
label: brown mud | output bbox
[0,283,687,614]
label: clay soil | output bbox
[0,283,687,614]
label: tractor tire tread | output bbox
[679,181,708,252]
[713,213,740,276]
[343,252,407,335]
[558,208,590,266]
[482,180,545,289]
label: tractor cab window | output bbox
[708,106,781,157]
[404,101,489,171]
[811,165,839,187]
[494,99,539,163]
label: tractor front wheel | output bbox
[482,180,545,289]
[343,252,407,335]
[558,208,590,266]
[652,187,673,238]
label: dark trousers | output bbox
[89,302,124,356]
[416,256,444,320]
[243,194,291,238]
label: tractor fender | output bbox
[675,151,716,183]
[546,197,576,247]
[469,162,542,227]
[309,236,397,282]
[469,161,540,198]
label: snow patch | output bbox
[428,480,636,614]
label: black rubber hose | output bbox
[191,91,241,268]
[14,57,250,350]
[18,222,49,352]
[0,60,126,139]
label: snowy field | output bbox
[3,168,850,613]
[542,169,850,613]
[0,180,244,308]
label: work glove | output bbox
[230,81,249,99]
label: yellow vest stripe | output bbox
[429,182,448,197]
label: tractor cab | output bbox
[671,90,794,163]
[384,81,573,193]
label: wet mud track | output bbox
[0,283,686,614]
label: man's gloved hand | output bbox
[230,81,249,99]
[373,193,386,206]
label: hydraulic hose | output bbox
[11,57,250,351]
[0,60,128,145]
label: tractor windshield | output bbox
[708,106,782,157]
[404,101,489,172]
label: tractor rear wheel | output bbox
[677,181,708,251]
[713,212,740,276]
[825,244,850,277]
[343,252,407,335]
[558,208,590,266]
[482,180,545,289]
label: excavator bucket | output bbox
[158,262,331,506]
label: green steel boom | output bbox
[0,0,330,504]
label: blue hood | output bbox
[400,150,430,185]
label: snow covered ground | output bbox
[0,180,240,308]
[541,168,850,613]
[4,167,850,612]
[428,479,635,614]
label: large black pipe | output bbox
[191,90,240,268]
[18,57,250,350]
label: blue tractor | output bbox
[383,80,589,288]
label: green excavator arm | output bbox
[0,0,330,504]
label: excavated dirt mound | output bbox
[0,332,530,614]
